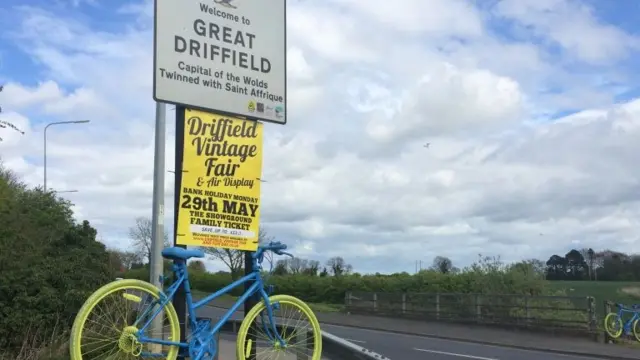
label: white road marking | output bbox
[322,324,601,359]
[344,338,366,344]
[414,348,498,360]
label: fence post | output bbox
[373,292,378,312]
[345,291,352,307]
[603,300,612,344]
[402,293,406,315]
[475,294,482,323]
[344,291,350,315]
[436,293,440,320]
[587,296,597,342]
[525,296,530,327]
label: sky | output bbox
[1,0,640,275]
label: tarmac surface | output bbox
[216,332,330,359]
[200,298,639,359]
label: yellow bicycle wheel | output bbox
[633,319,640,342]
[69,279,181,360]
[236,294,322,360]
[604,312,623,339]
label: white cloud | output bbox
[331,0,484,36]
[365,63,524,144]
[287,47,314,81]
[1,81,63,108]
[2,0,640,274]
[494,0,639,64]
[1,81,105,115]
[287,5,378,63]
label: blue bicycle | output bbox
[69,241,323,360]
[604,303,640,342]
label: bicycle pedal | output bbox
[188,330,217,360]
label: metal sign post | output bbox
[149,102,166,352]
[172,106,188,359]
[153,1,287,359]
[244,251,257,359]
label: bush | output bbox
[120,258,552,305]
[0,163,113,354]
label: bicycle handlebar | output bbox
[615,303,640,310]
[253,241,294,260]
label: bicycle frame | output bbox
[134,259,283,350]
[617,307,640,329]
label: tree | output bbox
[204,247,244,279]
[287,257,306,274]
[509,259,545,279]
[545,254,566,280]
[431,256,454,274]
[326,256,352,276]
[273,259,288,275]
[108,248,141,272]
[258,227,276,268]
[0,84,24,142]
[202,226,273,279]
[579,248,596,280]
[319,267,329,277]
[128,217,169,263]
[527,258,546,276]
[303,260,320,276]
[272,257,320,276]
[565,249,587,280]
[597,250,633,281]
[188,260,207,273]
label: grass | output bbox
[0,318,69,360]
[548,281,640,318]
[549,281,640,304]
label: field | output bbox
[549,281,640,315]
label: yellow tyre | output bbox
[236,294,322,360]
[604,312,623,339]
[633,319,640,342]
[69,279,181,360]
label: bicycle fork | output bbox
[259,310,285,347]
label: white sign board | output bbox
[153,0,287,125]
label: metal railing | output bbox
[346,291,597,339]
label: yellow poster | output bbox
[176,109,263,251]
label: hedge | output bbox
[120,265,550,305]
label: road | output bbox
[216,333,331,360]
[197,305,606,360]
